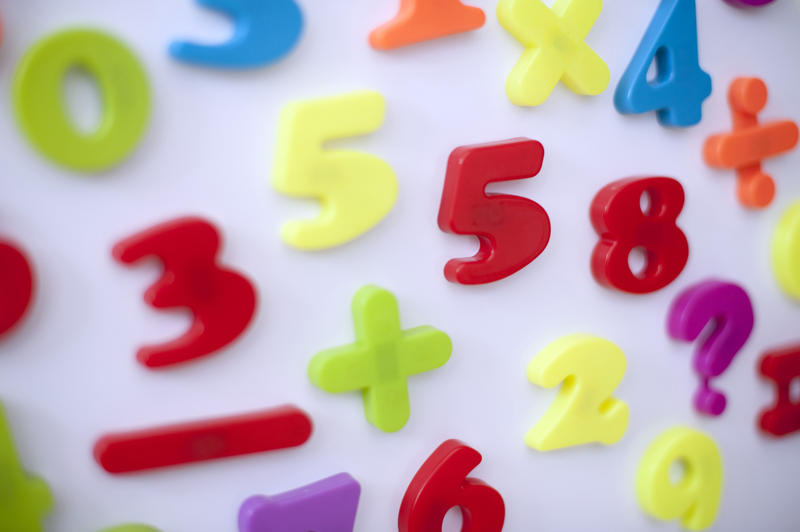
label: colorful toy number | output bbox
[667,280,754,416]
[591,176,689,294]
[758,344,800,437]
[13,28,150,172]
[113,217,257,369]
[437,138,550,285]
[0,404,52,532]
[724,0,776,7]
[273,91,398,250]
[615,0,711,127]
[94,405,312,474]
[399,440,505,532]
[636,427,723,531]
[526,334,628,451]
[308,285,451,433]
[239,473,361,532]
[170,0,303,69]
[771,200,800,301]
[99,527,161,532]
[497,0,609,106]
[369,0,485,50]
[0,238,34,338]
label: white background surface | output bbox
[1,0,799,531]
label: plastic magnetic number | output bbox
[273,91,398,250]
[438,138,550,284]
[0,238,34,338]
[170,0,303,68]
[369,0,485,50]
[99,527,161,532]
[591,176,689,294]
[399,440,505,532]
[308,285,451,433]
[94,405,312,474]
[0,404,52,532]
[724,0,776,6]
[497,0,609,106]
[615,0,712,127]
[526,334,628,451]
[758,344,800,437]
[771,201,800,301]
[636,427,723,531]
[113,217,257,369]
[240,473,361,532]
[13,29,150,172]
[667,280,754,416]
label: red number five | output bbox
[398,439,505,532]
[0,238,34,338]
[438,137,550,284]
[591,177,688,294]
[113,217,257,369]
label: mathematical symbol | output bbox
[704,77,799,209]
[497,0,609,106]
[308,285,452,433]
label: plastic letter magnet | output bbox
[703,77,799,208]
[239,473,361,532]
[759,344,800,437]
[308,285,452,433]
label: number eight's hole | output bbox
[443,507,464,532]
[63,66,104,135]
[640,190,653,216]
[790,378,800,404]
[669,458,689,486]
[628,246,648,279]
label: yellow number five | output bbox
[772,200,800,301]
[272,91,398,250]
[525,334,628,451]
[637,427,723,531]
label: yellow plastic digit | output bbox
[272,90,398,250]
[525,334,628,451]
[636,427,723,531]
[772,200,800,300]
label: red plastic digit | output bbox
[590,176,688,294]
[398,439,505,532]
[759,344,800,437]
[437,137,551,284]
[113,216,257,369]
[0,239,34,338]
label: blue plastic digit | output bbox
[614,0,711,127]
[169,0,303,69]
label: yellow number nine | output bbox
[525,334,628,451]
[272,91,398,250]
[772,200,800,301]
[636,427,723,531]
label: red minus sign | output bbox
[94,405,313,474]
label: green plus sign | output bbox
[308,285,452,433]
[0,405,52,532]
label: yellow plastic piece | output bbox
[525,334,628,451]
[772,200,800,301]
[636,427,723,531]
[272,91,398,250]
[497,0,610,106]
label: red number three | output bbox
[591,176,688,294]
[438,138,551,284]
[399,439,505,532]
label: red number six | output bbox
[438,137,551,285]
[113,216,257,369]
[399,439,505,532]
[591,177,688,294]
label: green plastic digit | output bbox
[0,405,52,532]
[99,526,161,532]
[13,28,151,172]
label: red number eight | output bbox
[438,137,550,284]
[591,176,688,294]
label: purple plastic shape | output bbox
[667,279,755,416]
[238,473,361,532]
[724,0,776,6]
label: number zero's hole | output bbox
[63,65,104,135]
[669,458,688,485]
[789,377,800,404]
[443,506,464,532]
[628,246,648,278]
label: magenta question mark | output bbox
[667,279,755,416]
[724,0,776,6]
